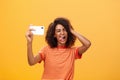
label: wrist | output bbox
[27,41,32,45]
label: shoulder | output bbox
[40,45,56,52]
[69,46,78,50]
[68,46,80,54]
[41,45,50,49]
[38,45,49,53]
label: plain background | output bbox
[0,0,120,80]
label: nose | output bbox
[60,30,64,34]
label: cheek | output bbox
[54,33,59,38]
[65,32,68,36]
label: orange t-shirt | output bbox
[39,46,82,80]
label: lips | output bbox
[59,36,66,42]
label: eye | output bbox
[56,29,60,32]
[63,28,66,31]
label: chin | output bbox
[59,42,66,46]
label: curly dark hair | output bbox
[45,17,76,48]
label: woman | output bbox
[25,17,91,80]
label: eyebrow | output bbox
[55,28,66,31]
[55,27,65,30]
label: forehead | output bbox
[55,24,65,29]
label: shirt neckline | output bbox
[57,45,66,49]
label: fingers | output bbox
[25,24,36,38]
[25,25,36,43]
[29,28,35,31]
[25,28,33,39]
[70,28,74,33]
[25,30,33,43]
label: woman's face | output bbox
[54,24,68,46]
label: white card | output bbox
[29,25,44,35]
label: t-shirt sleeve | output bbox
[38,46,46,63]
[74,47,82,59]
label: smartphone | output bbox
[29,25,44,35]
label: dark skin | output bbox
[25,24,91,66]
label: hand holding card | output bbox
[29,25,44,35]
